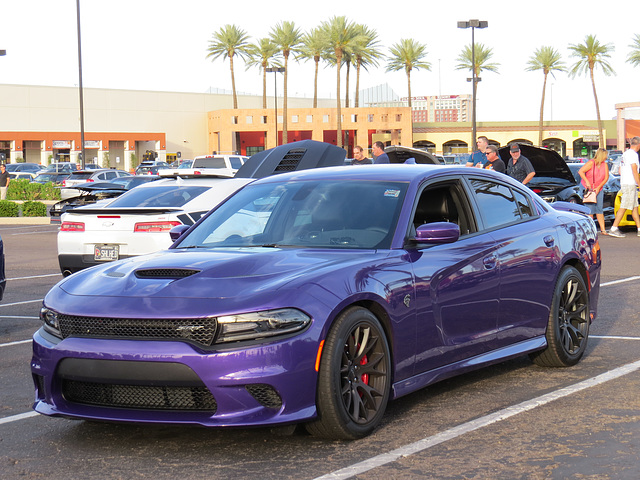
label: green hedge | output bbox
[0,200,20,217]
[0,200,48,217]
[7,179,60,201]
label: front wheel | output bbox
[306,307,391,439]
[530,266,590,367]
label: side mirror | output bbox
[169,224,191,242]
[414,222,460,244]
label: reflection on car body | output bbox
[34,161,601,440]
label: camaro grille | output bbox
[57,314,217,346]
[62,379,217,411]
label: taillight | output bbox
[62,180,67,187]
[134,221,181,232]
[86,179,94,182]
[60,222,85,232]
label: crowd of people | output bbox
[356,135,640,238]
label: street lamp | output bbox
[76,0,86,168]
[457,19,488,150]
[265,67,285,147]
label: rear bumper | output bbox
[58,253,134,275]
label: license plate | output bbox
[94,244,119,261]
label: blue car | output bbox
[32,158,601,439]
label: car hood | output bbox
[384,145,441,164]
[56,248,384,301]
[498,144,575,182]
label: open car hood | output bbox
[384,145,441,165]
[67,182,126,193]
[498,144,575,182]
[236,140,346,178]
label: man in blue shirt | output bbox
[372,141,390,164]
[466,136,489,167]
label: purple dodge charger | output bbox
[32,163,601,439]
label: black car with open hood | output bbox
[498,144,581,204]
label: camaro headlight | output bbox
[40,307,62,338]
[216,308,311,343]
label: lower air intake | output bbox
[245,384,282,409]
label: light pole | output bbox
[457,19,487,150]
[266,67,285,148]
[76,0,86,169]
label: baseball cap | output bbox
[510,144,520,152]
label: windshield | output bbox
[177,179,408,250]
[107,185,209,208]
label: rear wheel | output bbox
[531,266,590,367]
[306,307,391,439]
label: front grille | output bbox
[274,148,306,172]
[62,379,217,411]
[58,314,217,347]
[245,384,282,409]
[135,268,200,279]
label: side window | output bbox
[229,157,243,169]
[514,189,534,218]
[412,181,474,236]
[470,179,521,230]
[104,172,117,180]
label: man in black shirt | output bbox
[351,145,373,165]
[482,145,506,173]
[0,164,10,200]
[506,144,535,185]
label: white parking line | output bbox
[0,299,42,307]
[601,276,640,287]
[0,411,39,425]
[8,273,61,281]
[313,358,640,480]
[0,339,31,348]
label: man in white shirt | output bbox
[609,136,640,237]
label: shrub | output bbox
[0,200,19,217]
[7,180,60,201]
[22,200,47,217]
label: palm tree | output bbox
[568,35,614,149]
[269,21,303,145]
[386,39,431,109]
[526,46,565,146]
[246,38,282,109]
[626,33,640,67]
[298,27,326,108]
[456,42,499,143]
[320,16,359,149]
[352,26,382,108]
[206,24,250,109]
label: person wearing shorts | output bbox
[609,136,640,238]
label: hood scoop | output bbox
[134,268,200,279]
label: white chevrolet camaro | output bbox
[57,175,252,276]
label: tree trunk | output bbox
[406,67,412,109]
[538,72,547,147]
[230,55,238,109]
[345,60,350,108]
[355,60,361,108]
[262,64,267,109]
[283,53,289,145]
[336,50,342,149]
[590,67,604,149]
[313,56,319,109]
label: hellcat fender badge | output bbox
[404,294,411,308]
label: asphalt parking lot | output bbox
[1,223,640,479]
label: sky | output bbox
[2,0,639,123]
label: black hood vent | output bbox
[274,148,306,173]
[134,268,200,279]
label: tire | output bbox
[530,266,590,367]
[305,307,391,440]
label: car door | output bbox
[410,179,500,374]
[467,177,557,347]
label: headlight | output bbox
[216,308,311,343]
[40,307,62,338]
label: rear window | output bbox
[107,185,209,208]
[67,172,93,180]
[193,157,226,168]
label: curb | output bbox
[0,217,52,225]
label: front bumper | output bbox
[31,327,319,427]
